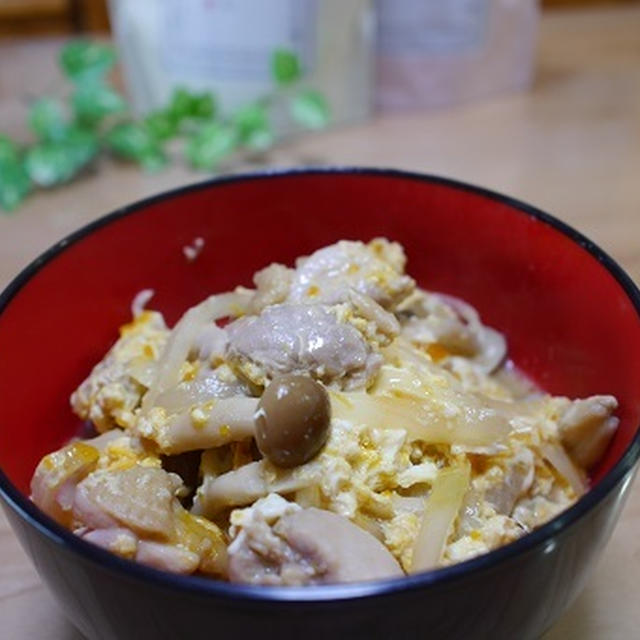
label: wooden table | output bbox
[1,6,639,638]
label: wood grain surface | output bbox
[0,7,639,639]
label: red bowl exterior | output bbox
[1,169,639,640]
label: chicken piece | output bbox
[227,495,403,585]
[512,494,571,531]
[558,395,619,469]
[31,440,101,526]
[71,311,169,432]
[482,448,535,516]
[135,541,201,573]
[80,527,206,574]
[73,465,179,537]
[72,464,227,575]
[288,239,415,310]
[81,527,139,558]
[226,303,383,389]
[30,429,133,523]
[401,315,478,358]
[444,514,524,565]
[399,291,506,373]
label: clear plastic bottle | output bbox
[109,0,374,128]
[375,0,540,111]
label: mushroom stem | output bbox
[149,397,259,455]
[192,460,313,518]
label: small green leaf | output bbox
[144,110,178,141]
[72,83,127,125]
[63,126,100,169]
[28,98,68,142]
[168,88,194,123]
[271,49,301,86]
[138,149,168,172]
[290,90,330,129]
[60,40,116,81]
[22,124,98,189]
[24,143,76,187]
[0,135,20,164]
[185,123,238,170]
[0,158,31,211]
[244,126,274,151]
[168,88,216,123]
[104,122,166,170]
[234,104,267,139]
[233,104,274,150]
[191,92,216,119]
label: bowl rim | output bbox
[1,166,639,603]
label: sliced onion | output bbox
[332,388,513,448]
[131,289,155,317]
[155,373,244,414]
[348,289,400,337]
[142,290,252,412]
[471,326,507,374]
[539,441,588,497]
[410,463,470,572]
[432,293,481,327]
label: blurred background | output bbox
[0,2,639,636]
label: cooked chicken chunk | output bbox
[31,441,100,526]
[30,430,125,526]
[226,303,383,389]
[559,395,619,468]
[399,291,506,373]
[71,311,168,431]
[288,239,415,310]
[74,465,179,537]
[71,464,228,575]
[481,449,535,515]
[228,495,403,585]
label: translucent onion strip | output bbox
[331,392,512,448]
[154,373,242,414]
[142,290,252,412]
[539,441,588,497]
[410,463,471,573]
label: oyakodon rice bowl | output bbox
[31,238,619,584]
[1,168,639,640]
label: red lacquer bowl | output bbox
[1,169,639,640]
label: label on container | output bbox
[160,0,317,81]
[377,0,489,55]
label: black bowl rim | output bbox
[1,166,639,603]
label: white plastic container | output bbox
[108,0,374,127]
[375,0,540,111]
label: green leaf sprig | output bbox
[0,41,330,212]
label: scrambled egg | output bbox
[31,238,619,582]
[71,311,168,432]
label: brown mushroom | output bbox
[255,375,331,468]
